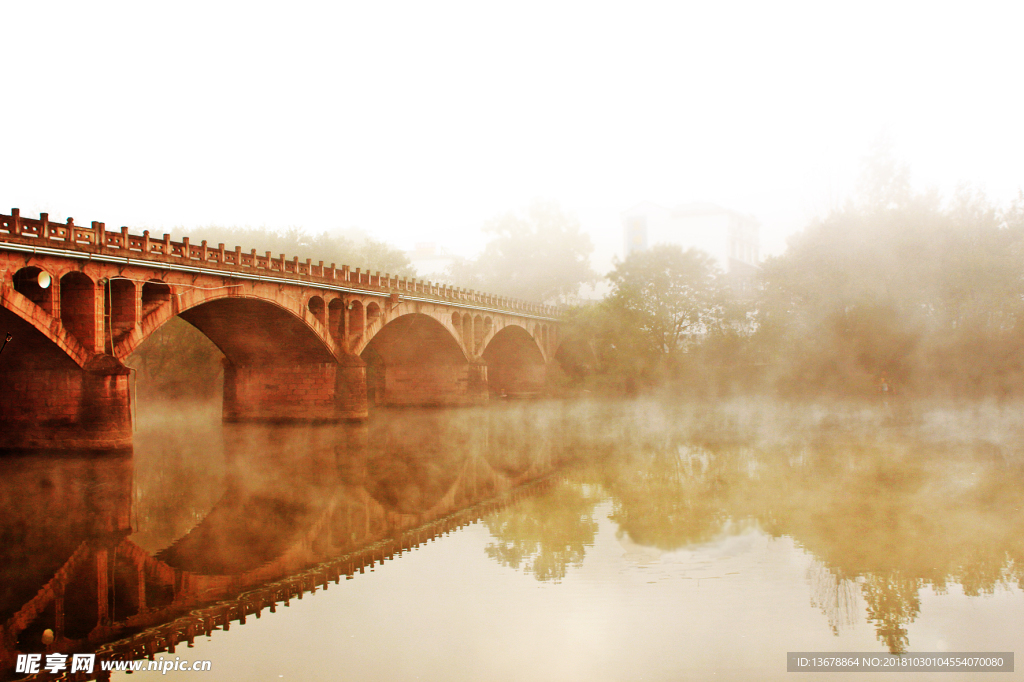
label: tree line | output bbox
[549,168,1024,399]
[752,186,1024,398]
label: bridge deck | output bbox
[0,208,559,320]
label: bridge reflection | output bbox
[0,408,561,680]
[4,401,1023,678]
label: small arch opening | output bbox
[366,302,382,328]
[106,278,137,346]
[473,315,485,353]
[349,300,365,338]
[13,267,53,314]
[308,295,326,327]
[328,298,345,342]
[60,272,97,352]
[461,314,474,353]
[141,280,171,318]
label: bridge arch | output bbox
[112,289,350,423]
[114,289,338,363]
[482,324,547,397]
[1,278,90,368]
[360,312,485,406]
[181,295,342,423]
[0,294,85,372]
[177,296,336,366]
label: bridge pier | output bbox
[488,362,547,397]
[368,360,489,407]
[0,358,132,450]
[222,356,368,423]
[336,355,370,420]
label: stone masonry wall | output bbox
[223,362,339,422]
[382,363,488,407]
[0,368,131,450]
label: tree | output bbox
[551,244,737,393]
[555,244,730,393]
[444,201,596,304]
[755,163,1024,397]
[124,316,223,401]
[605,244,725,361]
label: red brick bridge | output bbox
[0,209,562,449]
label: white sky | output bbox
[3,0,1022,275]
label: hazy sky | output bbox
[2,1,1021,273]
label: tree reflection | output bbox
[807,561,859,636]
[484,482,599,582]
[568,401,1024,653]
[605,445,732,550]
[861,572,921,654]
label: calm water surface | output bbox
[3,398,1023,681]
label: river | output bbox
[2,397,1022,681]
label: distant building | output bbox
[622,201,760,295]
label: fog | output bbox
[4,2,1024,678]
[2,1,1022,265]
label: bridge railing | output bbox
[0,208,561,318]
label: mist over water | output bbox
[5,2,1024,678]
[3,394,1024,681]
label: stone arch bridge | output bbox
[0,209,562,449]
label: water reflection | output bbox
[484,480,600,582]
[0,452,133,660]
[566,399,1024,654]
[0,405,560,680]
[1,399,1023,680]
